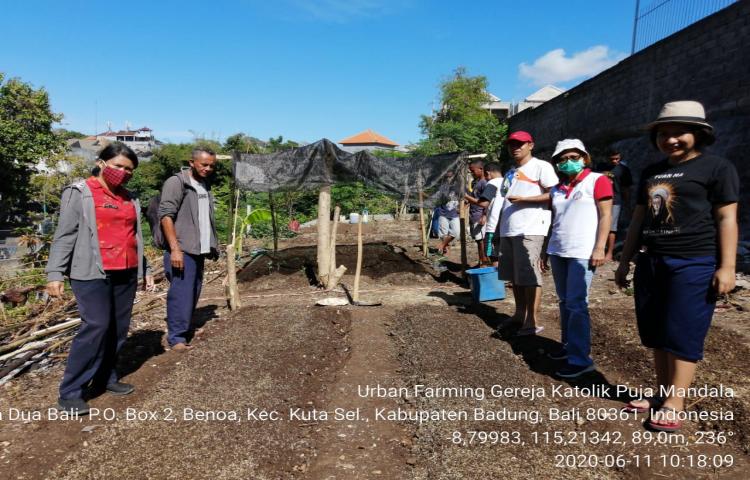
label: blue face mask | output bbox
[557,159,585,176]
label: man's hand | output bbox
[614,262,630,288]
[479,215,486,226]
[539,252,549,273]
[506,195,522,204]
[170,248,184,270]
[46,281,65,298]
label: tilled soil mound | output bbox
[237,243,434,291]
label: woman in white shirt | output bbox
[543,139,612,379]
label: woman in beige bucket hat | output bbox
[615,101,739,432]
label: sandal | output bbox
[515,326,545,337]
[647,406,683,433]
[622,396,664,413]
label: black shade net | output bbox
[233,139,467,208]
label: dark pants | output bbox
[60,269,138,400]
[634,253,716,361]
[164,251,205,346]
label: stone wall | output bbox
[508,0,750,254]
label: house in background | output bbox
[511,85,565,116]
[95,126,159,155]
[339,129,399,153]
[66,125,162,164]
[482,93,512,122]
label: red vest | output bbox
[87,177,138,270]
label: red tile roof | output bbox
[339,129,398,146]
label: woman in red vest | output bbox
[46,143,154,415]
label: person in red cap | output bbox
[493,131,559,336]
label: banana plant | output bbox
[236,208,273,258]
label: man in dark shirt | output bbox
[600,149,633,261]
[463,159,489,264]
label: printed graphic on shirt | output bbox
[645,182,676,235]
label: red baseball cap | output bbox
[507,131,533,143]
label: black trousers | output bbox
[59,269,137,399]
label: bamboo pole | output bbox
[226,244,240,310]
[353,218,363,302]
[231,188,241,248]
[418,190,428,257]
[458,156,469,284]
[316,185,332,286]
[0,318,81,356]
[328,205,341,283]
[269,191,278,253]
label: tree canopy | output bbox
[0,73,65,220]
[415,67,506,157]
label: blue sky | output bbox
[1,0,635,146]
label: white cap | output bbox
[552,138,588,159]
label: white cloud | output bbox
[287,0,407,23]
[519,45,627,86]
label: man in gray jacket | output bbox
[158,148,219,351]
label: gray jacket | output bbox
[157,169,219,256]
[46,181,149,282]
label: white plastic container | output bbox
[362,209,369,223]
[349,213,360,224]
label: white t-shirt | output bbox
[499,157,559,237]
[190,178,212,255]
[482,177,505,236]
[547,172,607,259]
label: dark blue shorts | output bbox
[634,253,717,361]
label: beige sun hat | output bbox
[551,138,588,159]
[647,100,713,131]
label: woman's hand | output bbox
[712,266,735,295]
[614,262,630,288]
[590,247,606,268]
[144,274,156,292]
[46,281,65,298]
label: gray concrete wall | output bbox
[508,0,750,254]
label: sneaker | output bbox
[547,347,568,360]
[57,397,91,415]
[106,382,135,396]
[555,364,595,379]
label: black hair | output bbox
[192,147,216,159]
[484,162,502,173]
[98,142,138,167]
[606,147,621,156]
[468,159,485,168]
[650,124,715,150]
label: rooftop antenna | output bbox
[106,121,112,132]
[125,120,131,131]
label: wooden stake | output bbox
[353,217,363,302]
[328,205,341,287]
[458,156,468,283]
[418,190,428,257]
[231,188,241,248]
[226,244,241,310]
[316,185,331,286]
[269,191,278,253]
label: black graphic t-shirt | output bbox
[636,154,739,257]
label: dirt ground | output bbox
[0,220,748,479]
